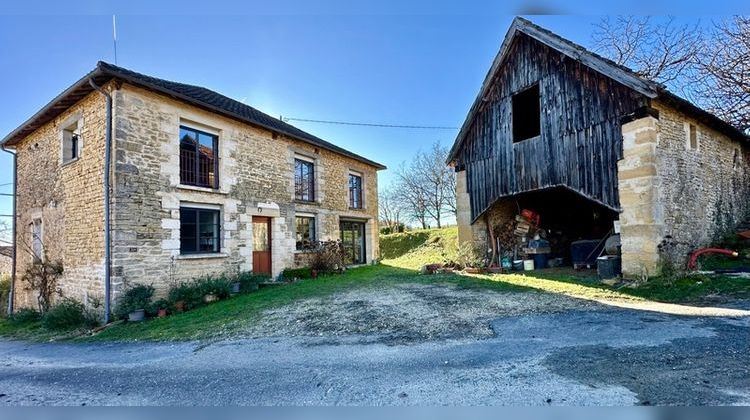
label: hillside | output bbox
[379,226,458,270]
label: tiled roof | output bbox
[2,62,386,170]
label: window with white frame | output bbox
[62,120,81,164]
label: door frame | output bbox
[252,216,272,275]
[339,219,367,265]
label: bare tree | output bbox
[592,16,702,87]
[694,16,750,132]
[394,141,456,229]
[592,16,750,133]
[394,163,430,229]
[378,187,403,233]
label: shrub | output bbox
[167,276,232,311]
[114,284,155,319]
[310,240,347,273]
[198,276,232,299]
[147,298,171,316]
[236,272,268,293]
[41,298,98,330]
[282,267,312,280]
[21,259,63,313]
[9,307,41,324]
[168,282,203,311]
[455,242,485,269]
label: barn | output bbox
[447,17,750,277]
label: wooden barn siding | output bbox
[457,34,647,221]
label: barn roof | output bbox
[447,17,749,163]
[1,61,386,170]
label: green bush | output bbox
[147,298,171,316]
[114,284,155,319]
[236,272,268,293]
[9,307,41,324]
[282,267,312,280]
[41,298,98,330]
[198,276,232,299]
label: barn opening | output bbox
[512,83,541,142]
[489,186,619,268]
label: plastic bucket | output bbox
[523,259,535,271]
[513,260,524,271]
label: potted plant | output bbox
[114,283,155,322]
[200,276,231,304]
[151,299,170,318]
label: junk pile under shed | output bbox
[486,187,622,280]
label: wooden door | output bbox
[252,216,272,275]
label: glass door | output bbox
[340,221,365,265]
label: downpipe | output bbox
[0,145,16,316]
[89,79,113,324]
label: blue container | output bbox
[533,253,548,270]
[571,240,600,267]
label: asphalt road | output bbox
[1,304,748,406]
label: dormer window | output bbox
[62,120,81,164]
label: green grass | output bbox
[380,226,458,269]
[2,226,748,342]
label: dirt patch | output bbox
[245,282,598,344]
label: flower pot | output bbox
[231,282,241,295]
[311,270,318,279]
[203,293,218,303]
[174,300,185,312]
[157,308,168,318]
[128,309,145,322]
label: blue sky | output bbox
[0,1,747,228]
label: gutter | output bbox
[89,79,113,324]
[0,145,16,316]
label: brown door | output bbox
[252,216,272,275]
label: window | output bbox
[687,123,699,150]
[31,218,42,261]
[180,207,220,254]
[295,216,316,250]
[294,158,315,201]
[512,84,541,143]
[180,125,218,188]
[62,120,80,163]
[349,173,363,209]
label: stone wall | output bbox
[618,116,663,277]
[0,254,11,278]
[652,101,750,267]
[11,87,109,309]
[112,84,380,297]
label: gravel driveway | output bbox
[0,283,748,405]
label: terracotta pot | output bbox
[311,270,318,279]
[174,300,185,312]
[157,308,168,318]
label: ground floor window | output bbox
[180,207,220,254]
[340,220,366,265]
[295,216,316,250]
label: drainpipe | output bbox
[89,79,112,324]
[0,145,16,316]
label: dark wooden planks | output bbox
[456,33,647,221]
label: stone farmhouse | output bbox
[1,62,384,312]
[448,17,750,277]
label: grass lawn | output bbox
[1,226,748,342]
